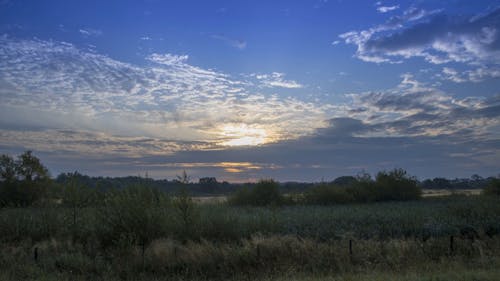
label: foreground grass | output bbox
[1,235,499,281]
[1,196,499,280]
[1,260,499,281]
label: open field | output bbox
[192,196,227,204]
[193,189,483,203]
[1,195,500,280]
[422,189,482,197]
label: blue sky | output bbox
[0,0,499,182]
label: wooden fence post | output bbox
[449,235,454,255]
[34,247,38,263]
[349,240,353,256]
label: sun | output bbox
[219,124,269,146]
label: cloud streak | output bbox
[79,28,102,37]
[377,5,399,13]
[211,34,247,50]
[251,72,304,89]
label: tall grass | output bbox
[1,184,499,280]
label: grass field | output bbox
[192,188,483,203]
[421,189,482,197]
[1,195,499,280]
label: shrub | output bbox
[172,186,199,241]
[373,169,421,201]
[483,178,500,196]
[303,169,420,205]
[228,179,284,206]
[303,184,355,205]
[97,185,170,250]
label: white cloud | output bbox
[339,7,500,67]
[79,28,102,37]
[251,72,304,89]
[345,75,500,138]
[441,67,500,83]
[377,5,399,13]
[147,53,189,66]
[441,67,468,83]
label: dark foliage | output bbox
[228,179,285,206]
[303,168,421,205]
[483,178,500,196]
[0,151,51,207]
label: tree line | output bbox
[1,151,499,207]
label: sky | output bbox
[0,0,499,182]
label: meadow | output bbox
[1,195,500,280]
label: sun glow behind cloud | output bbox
[218,124,270,146]
[0,37,329,156]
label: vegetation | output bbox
[0,151,52,207]
[483,178,500,196]
[228,179,285,206]
[1,151,500,280]
[304,169,421,205]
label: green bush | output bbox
[228,179,284,206]
[303,184,354,205]
[97,185,170,249]
[303,169,421,205]
[172,186,199,241]
[373,169,421,201]
[483,178,500,196]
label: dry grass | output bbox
[192,196,227,204]
[422,189,481,197]
[194,189,482,203]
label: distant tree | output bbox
[428,178,452,189]
[199,177,217,185]
[356,170,372,182]
[471,174,483,182]
[198,177,218,193]
[176,170,190,184]
[332,176,357,186]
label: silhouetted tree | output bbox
[15,151,49,182]
[0,151,51,207]
[0,154,16,182]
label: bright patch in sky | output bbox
[219,124,270,147]
[0,0,499,181]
